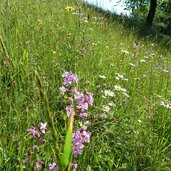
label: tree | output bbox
[128,0,171,31]
[146,0,157,29]
[126,0,158,30]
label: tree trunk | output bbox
[146,0,157,29]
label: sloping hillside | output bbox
[0,0,171,170]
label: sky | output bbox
[81,0,131,16]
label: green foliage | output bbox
[127,0,171,35]
[61,128,72,170]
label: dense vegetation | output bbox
[0,0,171,170]
[128,0,171,35]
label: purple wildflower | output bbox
[82,130,91,143]
[80,126,87,131]
[72,127,91,157]
[36,162,41,170]
[49,162,58,171]
[66,105,73,117]
[71,162,78,171]
[60,71,92,159]
[62,71,78,87]
[28,126,40,139]
[68,97,73,103]
[71,87,79,95]
[73,143,84,157]
[60,86,67,95]
[75,93,84,103]
[28,125,46,143]
[36,161,44,170]
[85,92,93,105]
[75,92,93,112]
[79,112,87,119]
[77,102,89,112]
[72,131,82,145]
[75,93,88,111]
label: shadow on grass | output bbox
[82,2,171,50]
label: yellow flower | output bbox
[65,6,75,12]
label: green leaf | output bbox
[61,109,74,170]
[61,128,72,169]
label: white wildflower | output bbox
[160,100,171,109]
[140,59,146,63]
[114,85,127,92]
[92,42,97,46]
[162,69,169,73]
[121,50,129,54]
[134,77,140,80]
[99,75,106,79]
[102,105,110,112]
[129,63,136,67]
[115,73,128,81]
[138,119,142,123]
[108,102,115,107]
[123,92,129,98]
[39,122,47,134]
[104,90,115,97]
[116,73,124,79]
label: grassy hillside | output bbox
[0,0,171,170]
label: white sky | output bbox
[82,0,131,16]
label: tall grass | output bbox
[0,0,171,170]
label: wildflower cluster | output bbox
[72,126,91,157]
[49,162,58,171]
[28,122,47,143]
[26,71,92,170]
[60,71,93,167]
[101,89,115,118]
[60,71,93,120]
[114,85,129,97]
[96,74,129,118]
[35,161,58,171]
[115,73,128,81]
[27,123,58,170]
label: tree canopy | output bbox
[126,0,171,33]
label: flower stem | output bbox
[35,71,62,169]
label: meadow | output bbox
[0,0,171,170]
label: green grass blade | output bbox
[61,110,74,169]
